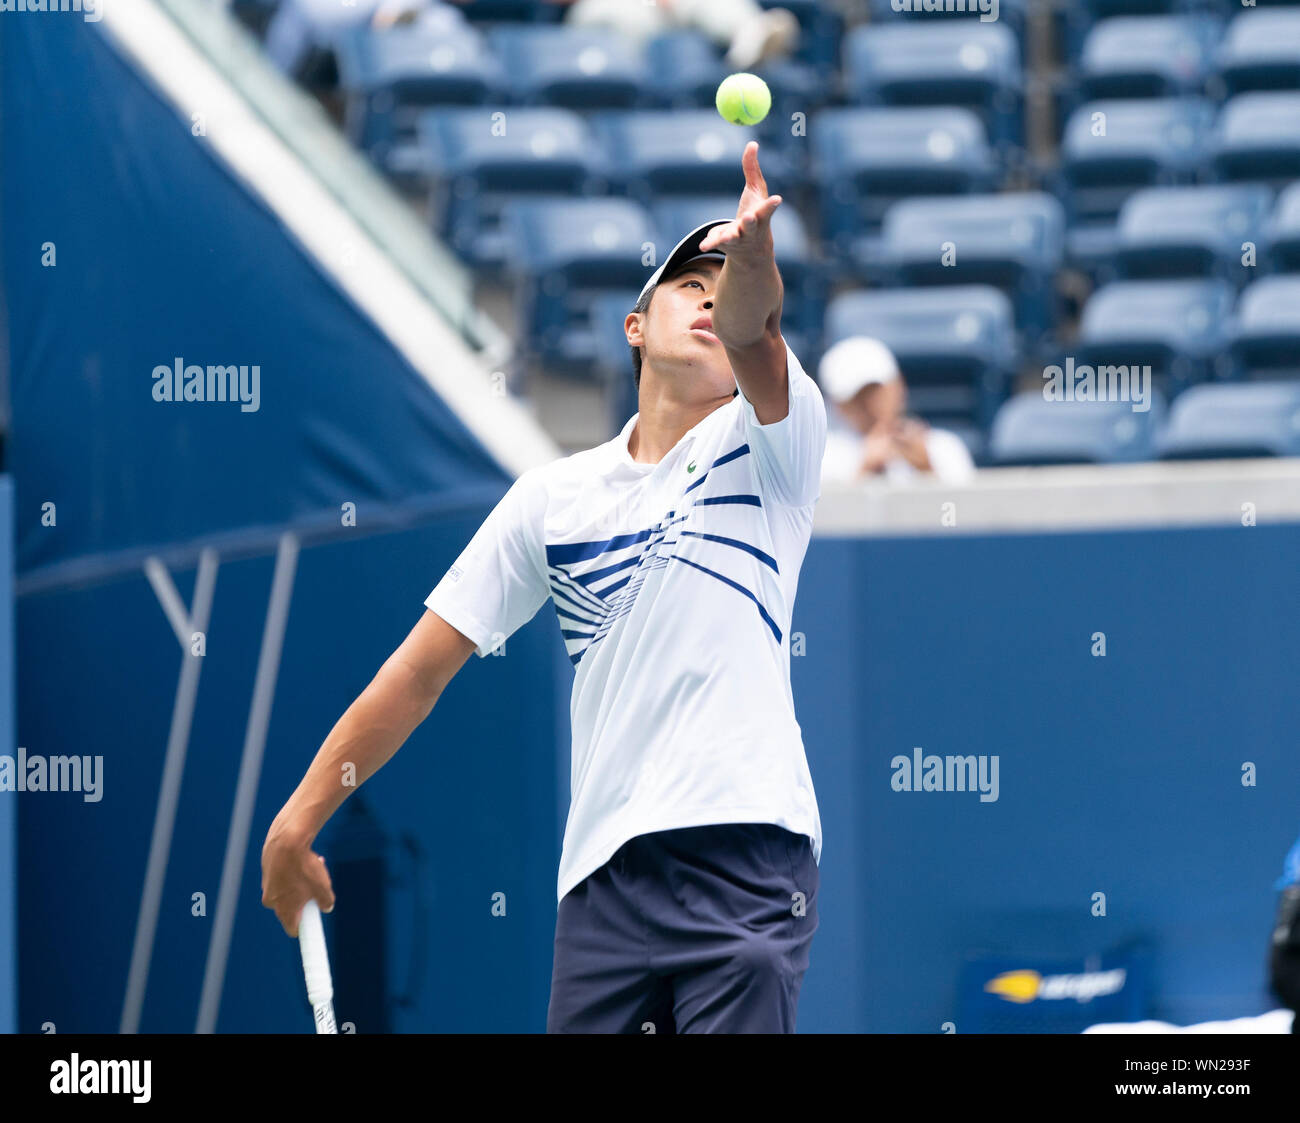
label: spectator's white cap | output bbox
[818,336,901,402]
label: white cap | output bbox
[817,336,901,403]
[638,220,731,304]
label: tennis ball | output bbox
[715,73,771,127]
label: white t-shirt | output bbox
[821,425,976,485]
[426,341,826,904]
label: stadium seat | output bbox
[1156,382,1300,459]
[487,26,650,109]
[1062,0,1194,63]
[589,111,798,202]
[989,392,1163,466]
[863,193,1066,347]
[1112,184,1273,280]
[453,0,559,21]
[1228,276,1300,378]
[812,107,998,247]
[842,22,1023,150]
[503,197,659,371]
[823,286,1019,431]
[1077,15,1219,100]
[1217,8,1300,95]
[1211,92,1300,183]
[1263,180,1300,270]
[758,0,847,74]
[1057,98,1215,225]
[866,0,1029,50]
[418,108,601,271]
[650,196,825,348]
[642,32,729,111]
[333,14,503,178]
[1073,279,1235,395]
[265,0,437,88]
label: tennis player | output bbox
[261,141,825,1033]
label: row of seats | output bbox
[988,382,1300,465]
[1072,11,1300,98]
[494,180,1300,368]
[583,263,1300,450]
[413,102,1300,275]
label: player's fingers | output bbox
[743,141,766,195]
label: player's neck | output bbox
[629,379,730,464]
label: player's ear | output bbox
[625,311,643,348]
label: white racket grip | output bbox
[298,899,334,1009]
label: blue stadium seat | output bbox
[650,196,825,348]
[487,26,649,108]
[759,0,847,71]
[989,392,1163,466]
[333,15,503,178]
[590,111,798,202]
[454,0,559,21]
[1228,276,1300,378]
[812,107,998,248]
[1217,9,1300,95]
[266,0,438,87]
[843,22,1023,150]
[1156,382,1300,458]
[1074,279,1235,394]
[1211,92,1300,183]
[419,108,601,271]
[823,286,1019,430]
[1113,184,1273,280]
[866,0,1029,48]
[1263,180,1300,270]
[1062,0,1199,63]
[1077,15,1219,99]
[1058,98,1214,225]
[503,197,659,371]
[643,32,728,110]
[864,192,1066,347]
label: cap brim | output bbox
[637,220,731,304]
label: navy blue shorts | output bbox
[547,822,819,1033]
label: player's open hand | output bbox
[698,141,782,262]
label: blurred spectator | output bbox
[543,0,800,71]
[818,336,976,485]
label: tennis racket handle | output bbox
[298,899,334,1008]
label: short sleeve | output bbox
[736,340,828,507]
[424,469,550,657]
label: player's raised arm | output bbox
[260,609,476,936]
[700,140,788,424]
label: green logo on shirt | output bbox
[686,460,697,474]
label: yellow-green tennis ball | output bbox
[716,73,771,126]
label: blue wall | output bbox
[793,522,1300,1031]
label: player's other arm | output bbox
[701,140,788,424]
[260,610,475,935]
